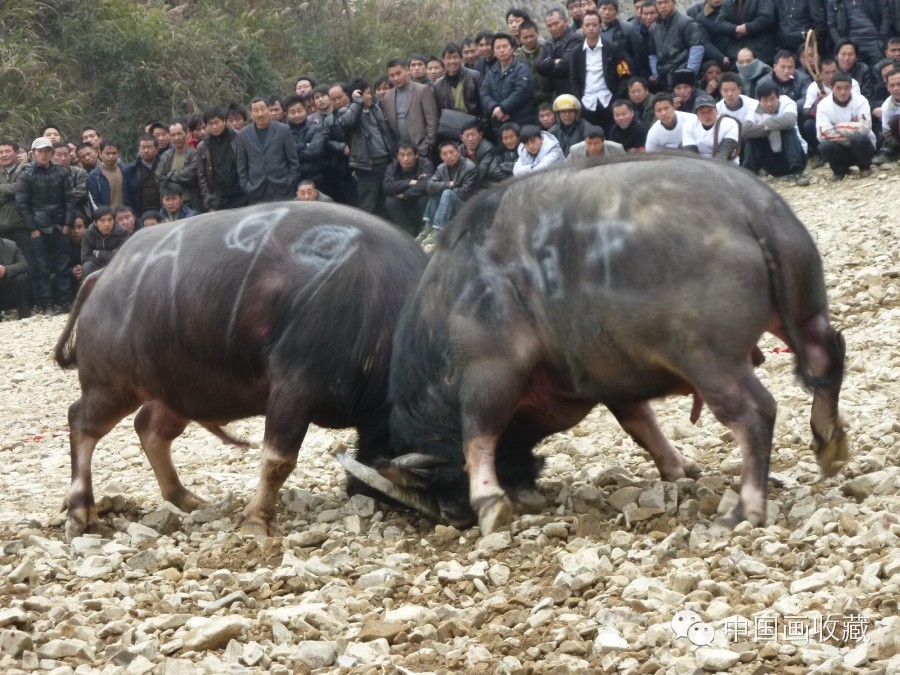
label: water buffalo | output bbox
[55,203,428,539]
[343,154,848,534]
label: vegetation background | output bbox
[0,0,509,155]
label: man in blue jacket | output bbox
[481,33,537,137]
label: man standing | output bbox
[481,33,537,136]
[816,70,876,179]
[236,97,300,204]
[649,0,705,86]
[195,107,246,211]
[0,141,31,289]
[432,44,484,117]
[75,143,99,173]
[81,127,102,148]
[15,137,75,315]
[538,8,583,99]
[156,120,200,211]
[569,10,630,129]
[599,0,648,77]
[52,142,89,219]
[383,59,440,158]
[715,0,777,65]
[516,21,554,106]
[87,139,126,213]
[123,135,162,216]
[339,81,397,215]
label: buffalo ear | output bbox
[336,452,444,522]
[378,452,447,489]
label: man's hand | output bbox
[63,225,71,236]
[736,23,748,38]
[492,106,505,120]
[0,265,6,279]
[448,181,455,188]
[72,264,82,281]
[30,230,40,239]
[409,179,418,185]
[343,145,351,156]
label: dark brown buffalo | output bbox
[55,202,427,539]
[344,154,848,534]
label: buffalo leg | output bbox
[770,316,847,476]
[698,369,776,528]
[606,401,701,480]
[65,388,141,539]
[134,401,204,512]
[460,360,532,535]
[239,397,309,537]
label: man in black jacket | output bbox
[538,8,584,98]
[383,142,435,236]
[569,10,631,128]
[432,44,483,118]
[15,137,76,315]
[195,107,246,211]
[458,120,505,188]
[284,94,325,187]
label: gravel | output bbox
[1,163,899,674]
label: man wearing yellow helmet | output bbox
[549,94,591,155]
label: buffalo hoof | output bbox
[682,457,702,479]
[509,487,548,514]
[238,514,273,541]
[166,488,206,513]
[475,494,515,535]
[815,422,848,477]
[65,510,99,542]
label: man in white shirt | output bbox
[873,68,900,164]
[568,9,629,129]
[742,81,810,185]
[682,94,740,162]
[716,72,758,124]
[815,71,876,180]
[800,58,861,164]
[645,92,697,151]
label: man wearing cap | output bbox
[682,93,741,161]
[15,137,76,316]
[671,68,702,113]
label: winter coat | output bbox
[457,138,505,188]
[826,0,890,48]
[537,27,583,96]
[650,11,705,80]
[338,98,398,171]
[288,119,326,182]
[481,57,537,128]
[433,67,483,116]
[0,163,25,235]
[382,157,435,198]
[426,157,479,200]
[80,222,131,269]
[195,128,241,209]
[87,160,128,214]
[512,132,566,175]
[715,0,778,64]
[15,162,75,232]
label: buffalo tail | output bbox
[53,271,101,369]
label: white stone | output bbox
[182,617,248,651]
[7,558,35,584]
[0,629,33,657]
[790,574,829,594]
[594,627,629,654]
[75,555,114,579]
[127,523,160,545]
[293,641,337,669]
[126,655,155,675]
[696,648,740,671]
[488,563,511,586]
[0,607,27,628]
[385,605,439,625]
[343,640,384,664]
[842,643,868,668]
[241,642,265,667]
[477,531,512,555]
[37,638,94,661]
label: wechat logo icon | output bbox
[671,610,716,646]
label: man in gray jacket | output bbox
[0,140,32,292]
[236,97,300,204]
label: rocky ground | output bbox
[1,163,898,675]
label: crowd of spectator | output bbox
[1,0,899,320]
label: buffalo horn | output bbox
[336,453,444,522]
